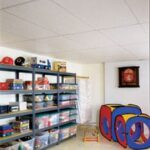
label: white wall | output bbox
[105,60,149,114]
[0,47,104,124]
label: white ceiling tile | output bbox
[5,0,92,34]
[126,0,149,23]
[0,31,27,44]
[122,42,149,59]
[48,46,138,63]
[0,11,56,39]
[101,24,148,45]
[53,0,138,29]
[35,36,83,52]
[65,31,115,49]
[0,0,32,9]
[1,40,39,53]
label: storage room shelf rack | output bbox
[0,64,77,149]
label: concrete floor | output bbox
[48,128,139,150]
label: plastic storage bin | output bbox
[69,124,77,136]
[69,109,77,115]
[49,129,59,144]
[19,137,35,150]
[35,114,49,129]
[24,95,44,102]
[60,111,70,123]
[59,100,70,106]
[27,102,45,109]
[69,115,77,121]
[59,126,70,140]
[0,142,19,150]
[45,101,55,107]
[44,95,55,101]
[48,113,59,126]
[35,132,49,149]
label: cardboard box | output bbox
[53,61,66,72]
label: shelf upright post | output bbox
[57,72,61,144]
[15,70,20,120]
[61,75,64,84]
[15,70,19,103]
[32,67,36,136]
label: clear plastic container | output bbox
[59,128,69,140]
[0,142,19,150]
[35,114,49,129]
[48,113,59,126]
[49,129,59,144]
[20,138,35,150]
[69,125,77,136]
[24,95,44,102]
[35,132,49,149]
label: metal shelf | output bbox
[0,90,58,95]
[60,120,77,126]
[59,72,76,77]
[59,104,76,109]
[0,64,77,149]
[0,109,32,119]
[58,90,76,93]
[34,68,58,75]
[0,130,33,145]
[0,64,33,73]
[35,106,58,113]
[34,90,58,94]
[0,90,33,95]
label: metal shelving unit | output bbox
[0,64,77,149]
[0,130,33,144]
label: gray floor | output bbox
[48,128,140,150]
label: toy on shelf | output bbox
[12,120,29,133]
[15,57,25,66]
[0,82,9,90]
[0,105,9,114]
[44,95,55,102]
[6,79,24,90]
[99,104,150,150]
[0,57,13,65]
[9,102,27,111]
[0,124,14,137]
[53,61,66,72]
[24,77,50,90]
[30,57,51,70]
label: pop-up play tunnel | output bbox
[99,104,142,141]
[111,104,142,141]
[99,104,123,140]
[115,114,150,149]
